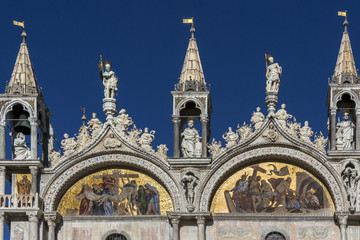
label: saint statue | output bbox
[87,113,103,138]
[342,167,360,211]
[61,133,77,157]
[114,109,133,133]
[275,104,292,127]
[222,127,239,148]
[265,54,282,93]
[14,132,31,160]
[181,118,202,158]
[336,111,355,150]
[99,58,118,99]
[181,173,198,207]
[299,121,313,143]
[250,107,265,130]
[139,128,155,151]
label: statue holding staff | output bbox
[99,55,118,99]
[265,54,282,93]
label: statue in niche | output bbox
[250,107,265,130]
[275,104,292,127]
[114,109,133,133]
[139,128,155,151]
[342,166,360,211]
[265,54,282,93]
[181,173,198,211]
[16,175,31,195]
[99,57,118,99]
[181,118,202,158]
[61,133,77,157]
[222,127,239,148]
[87,113,103,139]
[299,121,313,143]
[336,111,355,150]
[14,132,31,160]
[48,124,55,152]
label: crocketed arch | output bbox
[42,154,180,213]
[0,99,35,123]
[175,98,205,116]
[331,90,359,109]
[199,146,347,212]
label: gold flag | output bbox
[183,18,193,24]
[338,11,347,17]
[13,20,25,28]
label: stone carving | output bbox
[87,113,103,139]
[114,109,134,134]
[265,54,282,94]
[217,226,251,240]
[75,125,91,151]
[126,125,142,145]
[298,226,330,239]
[181,118,202,158]
[48,123,55,152]
[299,121,313,143]
[237,122,253,143]
[286,118,300,139]
[14,132,31,160]
[313,132,328,153]
[222,127,239,148]
[103,133,122,149]
[139,128,155,152]
[250,107,265,130]
[262,123,278,142]
[99,58,118,99]
[336,111,355,150]
[342,166,360,212]
[181,172,198,212]
[275,104,292,127]
[61,133,77,157]
[49,150,61,166]
[208,138,225,158]
[156,144,168,160]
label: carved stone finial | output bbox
[222,127,239,149]
[313,132,328,153]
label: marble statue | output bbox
[48,124,55,152]
[114,109,133,133]
[126,125,142,145]
[139,128,155,152]
[237,122,253,142]
[336,111,355,150]
[299,121,313,143]
[250,107,265,130]
[61,133,77,157]
[103,133,122,149]
[222,127,239,148]
[99,59,118,99]
[275,104,292,127]
[181,118,202,158]
[14,132,31,160]
[342,167,360,211]
[156,144,168,160]
[87,113,103,139]
[313,132,328,153]
[262,123,278,142]
[265,54,282,93]
[208,138,225,158]
[181,173,198,211]
[287,118,300,138]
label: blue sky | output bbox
[1,0,360,238]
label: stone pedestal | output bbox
[265,91,278,117]
[103,98,117,121]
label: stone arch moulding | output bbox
[101,229,132,240]
[199,146,347,212]
[42,154,181,212]
[0,99,35,124]
[331,90,359,109]
[175,97,205,116]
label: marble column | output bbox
[171,217,180,240]
[29,117,38,160]
[337,215,348,240]
[196,216,206,240]
[44,212,60,240]
[0,167,5,195]
[200,116,208,158]
[173,116,180,158]
[356,108,360,150]
[0,123,5,160]
[0,212,5,240]
[27,212,39,240]
[29,166,38,194]
[330,108,337,151]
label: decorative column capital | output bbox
[28,117,38,126]
[330,108,337,115]
[200,115,208,124]
[26,211,40,222]
[29,166,38,176]
[356,108,360,115]
[0,167,6,175]
[195,216,206,225]
[44,212,61,226]
[170,216,181,225]
[0,119,6,127]
[0,212,6,221]
[172,115,180,123]
[336,214,348,226]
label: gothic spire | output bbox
[6,29,39,94]
[332,16,358,84]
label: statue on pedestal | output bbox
[114,109,133,134]
[336,111,355,150]
[275,104,292,127]
[222,127,239,148]
[14,132,31,160]
[61,133,77,157]
[181,118,202,158]
[139,128,155,152]
[87,113,103,139]
[299,121,313,143]
[99,56,118,99]
[265,54,282,93]
[181,172,199,212]
[250,107,265,130]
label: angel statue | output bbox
[265,54,282,93]
[99,55,118,99]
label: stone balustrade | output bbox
[0,193,40,209]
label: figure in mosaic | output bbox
[265,54,282,93]
[14,132,31,160]
[16,175,31,195]
[181,118,202,158]
[250,107,265,130]
[144,183,160,215]
[336,111,355,150]
[99,58,118,99]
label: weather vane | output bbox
[183,17,194,27]
[338,10,347,19]
[13,20,25,29]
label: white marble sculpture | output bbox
[287,118,300,139]
[342,167,360,211]
[99,59,118,99]
[48,124,55,153]
[275,104,292,127]
[250,107,265,130]
[237,122,253,143]
[313,132,328,153]
[299,121,313,143]
[126,125,142,145]
[61,133,77,157]
[181,173,198,210]
[114,109,133,134]
[336,111,355,150]
[208,138,225,158]
[87,113,103,139]
[14,132,31,160]
[262,123,279,142]
[265,54,282,93]
[181,118,202,158]
[103,133,122,149]
[222,127,239,148]
[156,144,168,160]
[139,128,155,152]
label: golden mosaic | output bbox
[15,174,31,195]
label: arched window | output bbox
[265,231,286,240]
[105,234,127,240]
